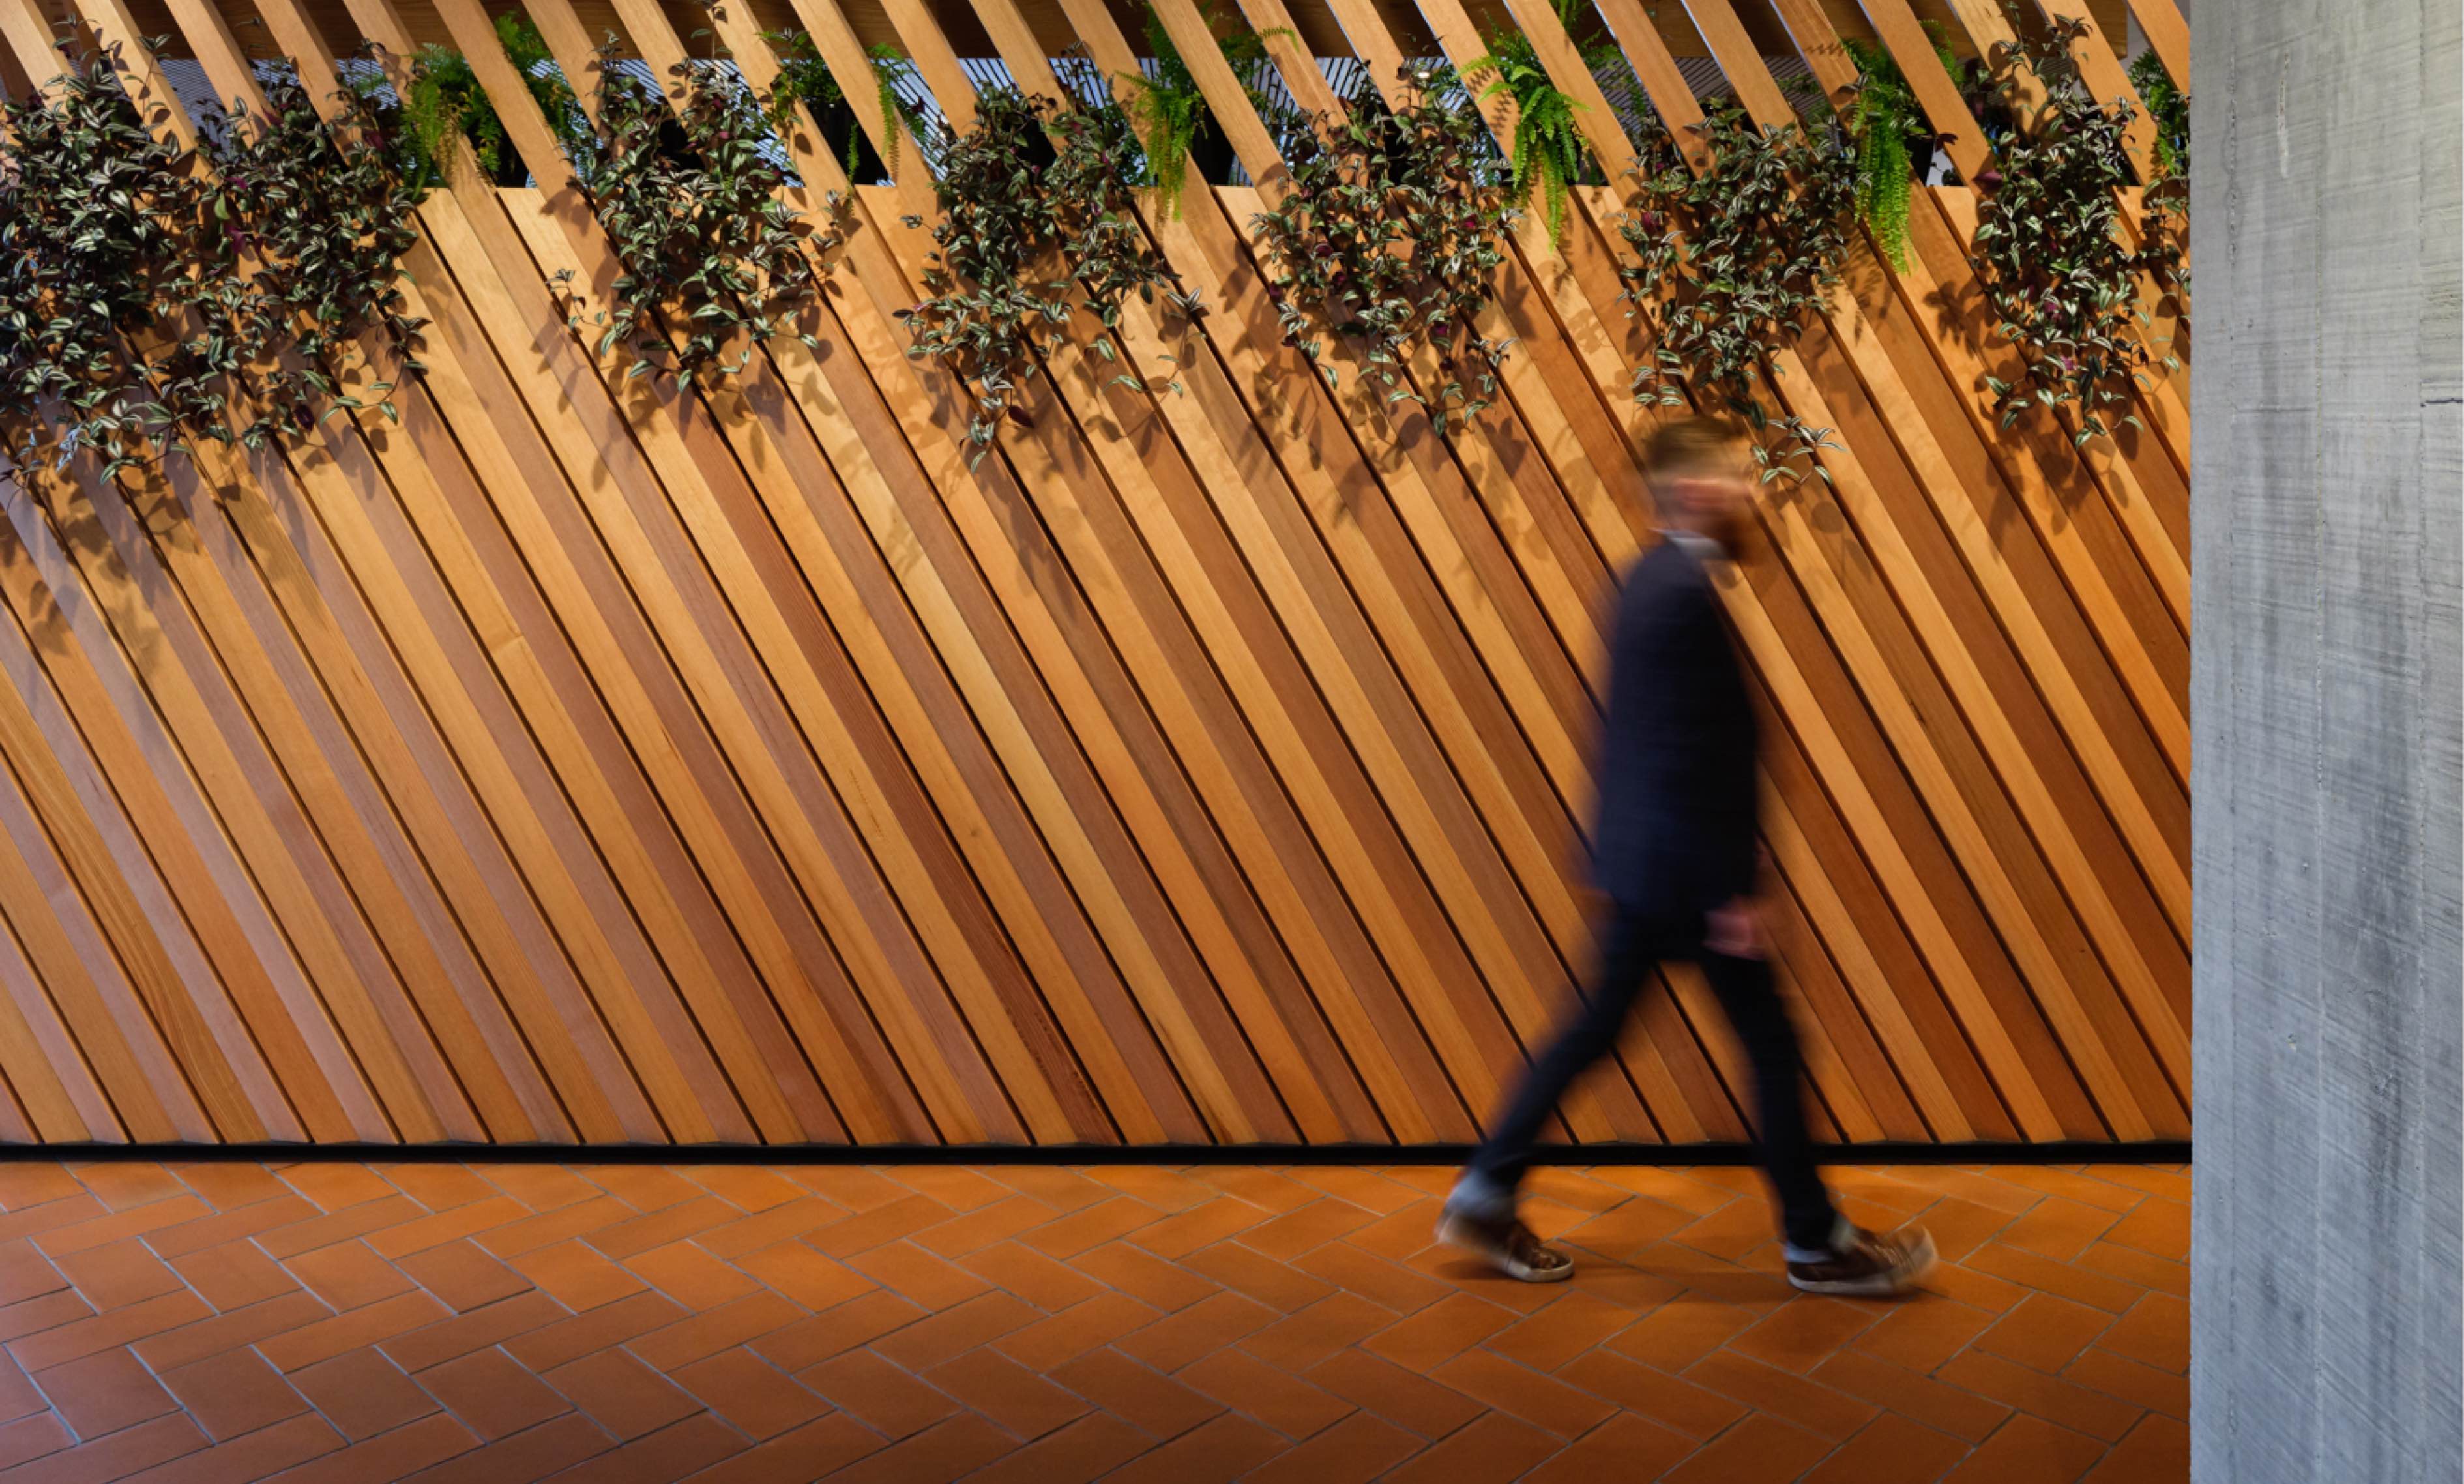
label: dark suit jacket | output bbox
[1589,536,1760,914]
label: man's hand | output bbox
[1705,897,1763,959]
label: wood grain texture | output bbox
[0,0,2187,1146]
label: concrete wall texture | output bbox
[2191,0,2464,1479]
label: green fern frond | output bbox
[1116,1,1285,219]
[1921,18,1959,76]
[1464,24,1593,250]
[1840,35,1921,270]
[1855,121,1911,269]
[760,29,849,174]
[756,31,914,182]
[403,46,473,184]
[495,12,581,147]
[870,45,917,177]
[401,16,568,188]
[1121,8,1207,218]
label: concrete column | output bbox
[2191,1,2463,1480]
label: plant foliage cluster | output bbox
[1830,23,1958,270]
[2128,49,2186,184]
[900,82,1193,465]
[764,29,926,183]
[403,14,581,187]
[1616,104,1856,484]
[1117,0,1298,218]
[0,46,426,479]
[1250,69,1519,437]
[1969,16,2182,444]
[557,43,849,387]
[0,1,2197,494]
[1462,0,1615,249]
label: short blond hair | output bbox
[1643,416,1747,494]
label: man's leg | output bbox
[1451,909,1662,1220]
[1699,941,1939,1295]
[1695,946,1840,1254]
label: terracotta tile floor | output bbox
[0,1159,2188,1481]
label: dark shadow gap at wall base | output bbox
[0,1141,2192,1167]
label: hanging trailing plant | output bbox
[1250,66,1518,436]
[899,81,1193,466]
[1968,16,2182,443]
[0,44,426,479]
[867,47,941,175]
[1116,0,1294,218]
[200,72,430,432]
[1615,102,1856,484]
[557,42,848,387]
[1461,0,1616,249]
[1834,22,1957,271]
[0,46,210,475]
[402,12,581,188]
[764,29,922,182]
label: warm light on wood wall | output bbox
[0,0,2186,1149]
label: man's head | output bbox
[1644,416,1754,553]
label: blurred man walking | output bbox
[1438,416,1935,1296]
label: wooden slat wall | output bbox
[0,0,2189,1147]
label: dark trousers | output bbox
[1467,905,1840,1251]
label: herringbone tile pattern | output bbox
[0,1161,2186,1480]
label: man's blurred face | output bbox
[1663,441,1756,552]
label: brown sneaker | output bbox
[1785,1224,1936,1297]
[1435,1207,1574,1283]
